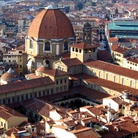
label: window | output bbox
[64,41,68,51]
[26,94,28,99]
[21,95,24,100]
[106,74,108,80]
[64,85,67,90]
[122,78,124,85]
[44,42,50,51]
[130,80,132,87]
[56,80,58,85]
[43,90,46,95]
[51,88,54,94]
[30,40,33,49]
[60,86,62,91]
[79,49,81,53]
[114,76,116,82]
[56,87,59,92]
[99,71,101,78]
[72,47,74,51]
[60,79,62,84]
[47,90,49,95]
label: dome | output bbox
[1,68,20,84]
[27,6,74,39]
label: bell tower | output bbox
[83,22,92,44]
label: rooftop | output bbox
[108,21,138,31]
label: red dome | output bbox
[1,68,20,83]
[27,8,74,39]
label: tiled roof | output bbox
[71,73,138,96]
[113,46,130,53]
[62,58,82,67]
[126,57,138,64]
[109,37,118,43]
[106,120,138,137]
[43,69,69,77]
[36,65,50,73]
[72,127,101,138]
[1,68,20,83]
[111,43,119,51]
[71,42,97,49]
[97,49,112,61]
[38,86,109,104]
[19,98,66,118]
[0,105,26,120]
[16,44,25,51]
[0,77,54,94]
[27,9,74,39]
[84,60,138,80]
[25,73,41,79]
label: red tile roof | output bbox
[0,77,54,94]
[27,9,74,39]
[43,69,69,77]
[0,105,26,120]
[62,58,82,67]
[113,46,130,54]
[71,42,97,49]
[97,49,112,61]
[71,73,138,96]
[84,60,138,80]
[72,127,101,138]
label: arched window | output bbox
[64,41,68,51]
[44,42,50,51]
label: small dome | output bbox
[1,68,20,84]
[27,7,74,39]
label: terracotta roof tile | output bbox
[43,69,69,77]
[27,9,74,39]
[71,73,138,96]
[0,77,54,94]
[97,49,112,61]
[62,58,82,67]
[71,42,97,49]
[84,60,138,80]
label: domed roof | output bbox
[1,68,20,83]
[27,6,74,39]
